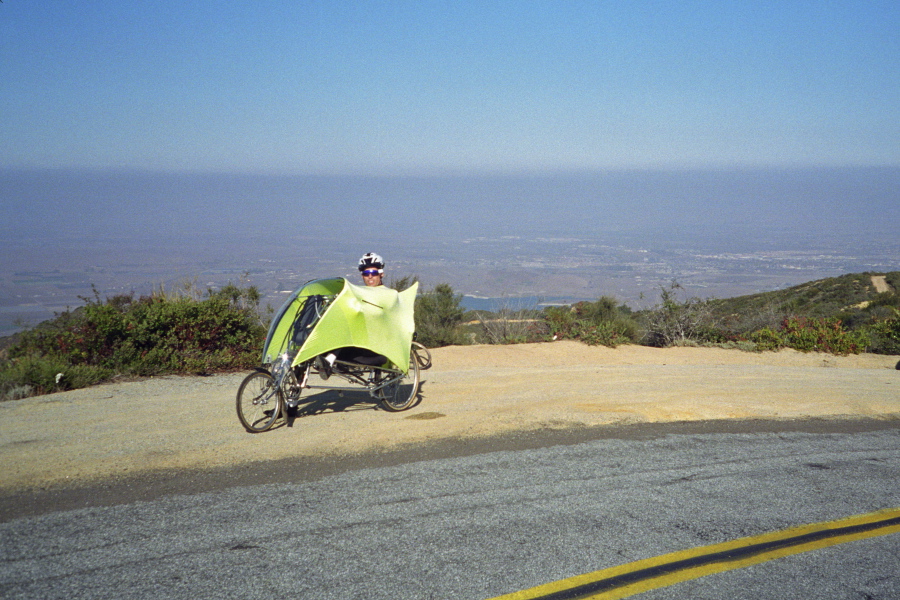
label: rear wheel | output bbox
[379,351,420,412]
[237,371,283,432]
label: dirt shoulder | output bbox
[1,342,898,494]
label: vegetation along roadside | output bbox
[1,272,898,400]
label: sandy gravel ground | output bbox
[1,342,897,493]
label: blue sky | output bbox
[1,1,898,175]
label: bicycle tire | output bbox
[379,350,420,412]
[236,370,283,433]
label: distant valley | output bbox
[2,166,898,335]
[2,230,896,336]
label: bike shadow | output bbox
[289,389,375,422]
[280,382,427,429]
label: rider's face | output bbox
[361,270,383,287]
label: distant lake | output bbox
[461,295,591,312]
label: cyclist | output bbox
[320,253,389,376]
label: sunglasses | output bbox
[362,269,381,277]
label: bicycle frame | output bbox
[269,351,408,409]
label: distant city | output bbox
[2,167,898,336]
[2,230,897,337]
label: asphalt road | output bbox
[1,420,898,600]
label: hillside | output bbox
[705,271,899,332]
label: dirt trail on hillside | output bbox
[871,275,891,293]
[0,342,897,492]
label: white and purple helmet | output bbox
[358,252,385,274]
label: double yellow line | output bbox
[489,508,900,600]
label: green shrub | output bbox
[749,327,783,352]
[570,321,631,347]
[884,272,900,291]
[781,316,868,354]
[1,282,267,399]
[0,355,111,400]
[392,276,468,346]
[543,297,638,347]
[414,283,466,347]
[865,308,900,355]
[542,305,574,339]
[749,317,868,355]
[870,291,900,309]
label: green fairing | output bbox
[262,278,418,374]
[261,278,345,364]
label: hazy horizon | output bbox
[2,166,898,335]
[4,165,898,241]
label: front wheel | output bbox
[379,350,420,412]
[236,371,283,432]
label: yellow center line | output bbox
[487,507,900,600]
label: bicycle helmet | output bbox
[358,252,385,273]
